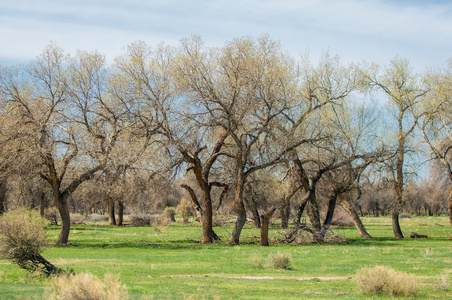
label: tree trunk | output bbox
[247,197,261,229]
[392,132,405,238]
[107,198,116,226]
[55,193,71,245]
[338,199,372,238]
[392,167,404,238]
[308,195,323,243]
[449,188,452,227]
[260,207,276,246]
[117,201,124,226]
[39,189,46,217]
[0,179,6,215]
[280,196,290,229]
[296,199,308,226]
[318,193,338,242]
[230,171,246,245]
[181,184,218,243]
[201,190,219,244]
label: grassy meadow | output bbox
[0,215,451,299]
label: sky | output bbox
[1,0,452,71]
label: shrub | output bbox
[399,213,411,219]
[0,208,57,275]
[44,207,59,225]
[268,252,292,270]
[162,206,176,222]
[356,265,419,297]
[176,198,194,223]
[70,213,86,225]
[45,272,129,300]
[130,214,151,226]
[87,214,109,223]
[249,254,265,269]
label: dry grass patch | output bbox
[357,265,419,297]
[45,272,129,300]
[268,252,292,270]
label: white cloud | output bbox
[1,0,452,70]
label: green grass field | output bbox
[0,216,451,299]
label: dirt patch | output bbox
[161,274,352,281]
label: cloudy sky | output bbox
[1,0,452,71]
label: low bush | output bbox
[399,213,411,219]
[0,208,57,276]
[356,265,419,297]
[162,207,176,222]
[249,254,265,269]
[130,214,151,226]
[70,213,86,225]
[268,252,292,270]
[176,198,194,223]
[45,272,129,300]
[44,207,59,225]
[87,214,109,223]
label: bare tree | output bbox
[359,57,429,238]
[418,65,452,225]
[0,45,131,244]
[176,35,297,244]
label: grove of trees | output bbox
[1,35,451,245]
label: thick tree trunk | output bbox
[392,212,404,238]
[280,196,290,229]
[107,198,116,226]
[392,133,405,238]
[230,172,246,245]
[308,195,323,243]
[260,207,276,246]
[0,179,6,215]
[201,191,219,244]
[39,189,46,217]
[296,199,308,226]
[392,176,404,238]
[247,197,261,229]
[318,193,338,242]
[181,184,218,243]
[55,194,71,245]
[117,201,124,226]
[338,199,372,238]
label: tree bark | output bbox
[117,201,124,226]
[230,169,246,245]
[107,198,116,226]
[318,193,338,242]
[296,199,308,226]
[246,197,261,229]
[308,195,323,243]
[39,189,46,217]
[0,179,6,215]
[55,193,71,245]
[260,207,277,246]
[338,199,372,238]
[280,196,290,229]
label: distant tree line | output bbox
[1,35,451,245]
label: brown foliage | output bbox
[357,266,419,297]
[0,208,56,275]
[45,273,129,300]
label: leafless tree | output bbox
[359,57,429,238]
